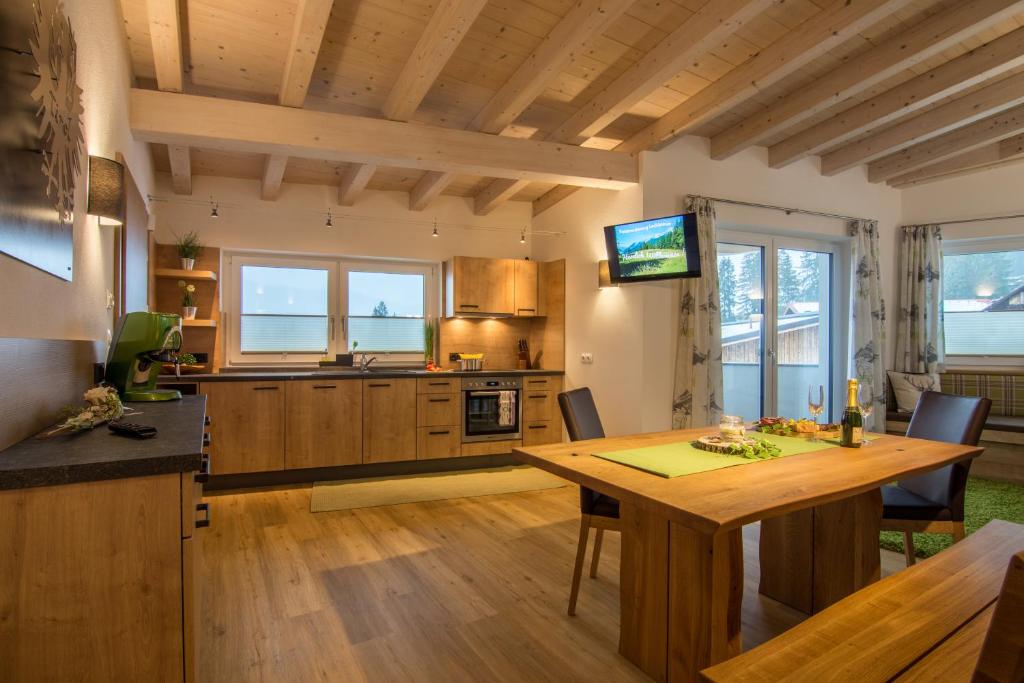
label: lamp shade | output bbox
[597,260,617,288]
[87,156,126,225]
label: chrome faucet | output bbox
[359,353,378,371]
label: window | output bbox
[227,254,435,364]
[345,269,425,353]
[942,243,1024,358]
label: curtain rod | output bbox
[686,194,871,223]
[925,212,1024,227]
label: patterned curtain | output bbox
[672,197,723,429]
[849,219,887,432]
[895,225,944,373]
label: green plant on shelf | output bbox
[178,280,197,307]
[174,231,203,260]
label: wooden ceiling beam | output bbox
[409,172,456,211]
[419,0,633,213]
[867,101,1024,182]
[620,0,912,154]
[887,132,1024,187]
[474,179,530,216]
[548,0,775,146]
[279,0,334,107]
[711,0,1024,161]
[167,145,192,195]
[260,155,288,200]
[822,70,1024,176]
[337,163,377,206]
[146,0,190,194]
[533,186,581,217]
[131,90,638,189]
[382,0,488,122]
[770,26,1024,169]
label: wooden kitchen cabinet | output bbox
[363,379,417,463]
[445,256,514,316]
[285,380,362,469]
[417,427,462,459]
[523,420,560,446]
[513,259,539,317]
[523,389,557,422]
[416,392,460,427]
[201,381,285,474]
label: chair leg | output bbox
[903,531,916,566]
[951,522,966,543]
[589,528,604,579]
[568,515,591,617]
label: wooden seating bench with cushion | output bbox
[887,370,1024,484]
[700,519,1024,682]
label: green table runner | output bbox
[592,433,842,478]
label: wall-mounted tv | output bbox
[603,213,702,284]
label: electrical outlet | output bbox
[580,352,594,364]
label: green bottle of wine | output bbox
[840,379,863,448]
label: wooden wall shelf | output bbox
[182,319,217,328]
[154,268,218,282]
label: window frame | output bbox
[941,236,1024,367]
[224,252,439,367]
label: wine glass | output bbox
[808,384,825,441]
[858,381,875,446]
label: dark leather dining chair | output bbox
[558,388,620,616]
[882,391,991,566]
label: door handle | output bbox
[367,383,391,388]
[429,430,451,435]
[195,503,211,528]
[312,384,337,389]
[329,315,336,341]
[428,398,450,403]
[252,386,279,391]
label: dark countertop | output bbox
[0,396,207,490]
[159,368,565,382]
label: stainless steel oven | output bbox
[462,376,522,443]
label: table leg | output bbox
[618,501,743,683]
[759,488,882,614]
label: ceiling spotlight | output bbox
[326,209,333,228]
[209,197,219,218]
[520,229,526,244]
[431,218,439,238]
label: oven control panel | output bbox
[462,376,523,390]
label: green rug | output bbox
[880,477,1024,559]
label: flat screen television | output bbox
[603,213,702,284]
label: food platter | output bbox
[756,417,839,439]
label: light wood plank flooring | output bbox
[200,483,906,681]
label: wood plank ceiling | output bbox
[120,0,1024,216]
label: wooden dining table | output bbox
[512,428,983,683]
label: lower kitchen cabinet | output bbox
[363,378,417,463]
[417,426,462,459]
[285,380,362,469]
[201,381,285,474]
[523,420,560,446]
[0,472,203,681]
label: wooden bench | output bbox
[700,520,1024,682]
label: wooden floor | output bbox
[200,483,907,682]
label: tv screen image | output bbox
[604,213,701,284]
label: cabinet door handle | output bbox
[459,304,479,309]
[527,380,547,385]
[202,432,211,448]
[518,308,536,312]
[428,381,450,386]
[528,425,547,430]
[429,430,451,436]
[313,384,337,389]
[428,398,450,403]
[367,383,391,388]
[529,394,546,399]
[252,386,279,391]
[195,503,211,528]
[195,455,210,483]
[204,415,211,426]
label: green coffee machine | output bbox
[105,312,184,401]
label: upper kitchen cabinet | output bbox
[513,260,539,317]
[445,256,514,317]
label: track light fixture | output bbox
[520,229,526,244]
[326,209,333,228]
[431,218,439,238]
[209,197,219,218]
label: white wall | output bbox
[0,0,154,342]
[152,175,533,263]
[901,162,1024,242]
[534,135,903,435]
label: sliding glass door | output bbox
[718,235,837,421]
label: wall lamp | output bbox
[87,156,125,226]
[597,260,618,288]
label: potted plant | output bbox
[178,280,197,319]
[175,231,203,270]
[424,319,435,367]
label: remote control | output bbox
[108,421,158,439]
